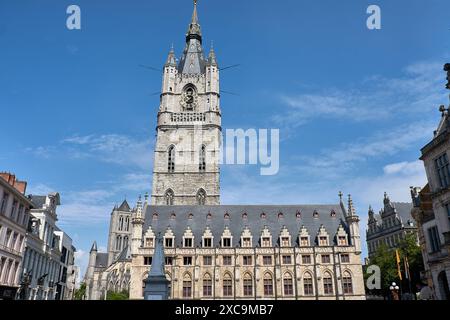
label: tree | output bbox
[106,290,129,300]
[74,282,86,300]
[365,233,424,298]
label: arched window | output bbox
[168,145,175,173]
[116,235,122,251]
[118,216,123,231]
[223,273,233,297]
[202,273,212,297]
[283,273,294,296]
[263,273,273,296]
[196,189,206,205]
[243,273,253,297]
[323,271,334,295]
[125,217,129,232]
[303,272,314,296]
[165,189,174,206]
[199,145,206,172]
[123,236,129,248]
[342,271,353,294]
[182,273,192,298]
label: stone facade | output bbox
[411,81,450,299]
[366,193,416,258]
[107,200,133,266]
[0,173,33,300]
[20,192,70,300]
[150,1,220,206]
[129,202,365,300]
[85,1,366,301]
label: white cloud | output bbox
[293,121,434,178]
[383,160,424,175]
[62,134,154,170]
[275,60,446,129]
[27,183,55,195]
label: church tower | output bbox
[151,0,221,206]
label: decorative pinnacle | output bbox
[444,63,450,90]
[338,191,343,201]
[348,194,356,216]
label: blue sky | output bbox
[1,0,449,277]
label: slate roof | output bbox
[373,202,415,227]
[143,205,350,247]
[95,253,109,269]
[117,200,131,212]
[392,202,415,226]
[29,195,47,209]
[115,245,131,262]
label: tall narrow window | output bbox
[243,273,253,297]
[263,273,274,296]
[223,274,233,297]
[199,145,206,172]
[0,193,9,214]
[196,189,206,205]
[203,274,212,297]
[116,235,121,251]
[342,271,353,294]
[303,272,314,296]
[435,152,450,188]
[168,145,175,173]
[165,189,174,206]
[323,272,334,295]
[283,273,294,296]
[182,274,192,298]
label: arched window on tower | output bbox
[125,217,129,232]
[118,216,123,231]
[116,235,122,251]
[168,145,175,173]
[199,145,206,172]
[123,236,129,249]
[165,189,174,206]
[196,189,206,205]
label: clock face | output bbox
[181,87,196,111]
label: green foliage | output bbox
[74,282,86,300]
[106,290,129,300]
[365,233,423,297]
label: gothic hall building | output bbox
[85,1,366,300]
[125,2,366,300]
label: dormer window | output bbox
[338,236,347,246]
[145,237,154,248]
[165,238,174,248]
[203,238,212,248]
[222,238,232,247]
[313,211,319,218]
[296,211,301,219]
[262,237,271,247]
[300,236,309,247]
[281,237,290,247]
[184,238,193,248]
[319,236,328,246]
[242,237,251,247]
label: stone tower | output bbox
[151,0,221,206]
[106,199,133,266]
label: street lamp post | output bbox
[390,282,400,300]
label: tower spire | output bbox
[165,44,177,67]
[178,0,206,74]
[187,0,202,40]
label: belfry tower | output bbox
[151,0,221,206]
